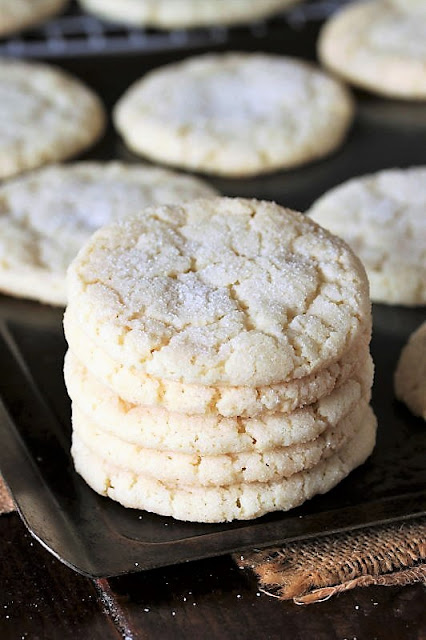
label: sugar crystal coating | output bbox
[309,167,426,305]
[0,59,105,180]
[113,53,353,176]
[67,197,371,387]
[319,0,426,99]
[0,162,217,305]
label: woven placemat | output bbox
[0,475,15,514]
[235,518,426,604]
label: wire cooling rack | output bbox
[0,1,349,58]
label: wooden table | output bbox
[1,513,424,640]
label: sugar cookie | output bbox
[395,322,426,420]
[64,310,371,417]
[0,162,217,305]
[65,349,373,454]
[72,398,371,487]
[79,0,301,28]
[318,0,426,99]
[71,408,377,522]
[0,0,67,36]
[309,167,426,306]
[66,198,371,388]
[0,59,105,180]
[113,53,354,176]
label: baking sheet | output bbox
[0,10,425,577]
[0,0,346,58]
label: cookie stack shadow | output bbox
[63,198,377,523]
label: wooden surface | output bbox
[1,514,425,640]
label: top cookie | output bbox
[0,162,217,306]
[0,0,67,36]
[318,0,426,99]
[78,0,300,28]
[67,197,371,387]
[308,167,426,306]
[113,53,354,177]
[0,59,105,180]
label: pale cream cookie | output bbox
[71,398,371,487]
[0,59,105,180]
[389,0,426,16]
[318,0,426,99]
[78,0,301,28]
[64,349,373,455]
[0,0,67,36]
[394,322,426,420]
[64,308,371,417]
[66,198,371,388]
[113,53,354,177]
[0,162,217,305]
[308,167,426,306]
[71,407,377,522]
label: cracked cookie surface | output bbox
[308,167,426,305]
[0,162,217,305]
[78,0,301,28]
[66,197,371,388]
[0,59,105,180]
[318,0,426,99]
[113,53,353,176]
[64,310,371,416]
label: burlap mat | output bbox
[0,475,15,514]
[235,518,426,604]
[1,473,424,601]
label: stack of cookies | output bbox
[63,197,376,523]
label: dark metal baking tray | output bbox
[0,0,346,59]
[0,12,425,578]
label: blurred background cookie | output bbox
[0,0,67,36]
[395,321,426,420]
[78,0,302,29]
[308,167,426,306]
[0,59,105,180]
[0,161,217,305]
[114,53,354,177]
[388,0,426,17]
[318,0,426,99]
